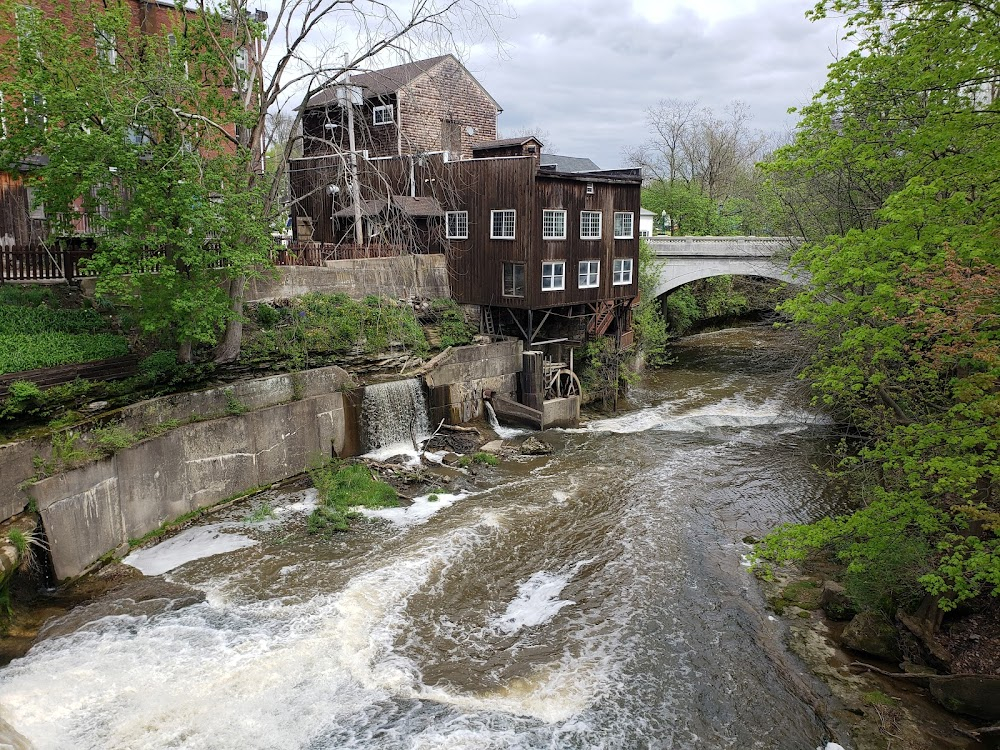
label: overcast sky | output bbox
[460,0,845,168]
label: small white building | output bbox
[639,208,656,237]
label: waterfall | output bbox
[361,379,432,456]
[485,400,526,439]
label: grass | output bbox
[224,389,248,416]
[245,502,275,523]
[472,452,500,466]
[307,461,399,535]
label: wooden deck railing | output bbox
[1,240,443,282]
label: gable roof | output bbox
[472,136,544,151]
[306,54,501,111]
[540,154,601,172]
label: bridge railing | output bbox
[646,236,801,258]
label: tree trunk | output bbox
[178,339,193,364]
[214,274,247,364]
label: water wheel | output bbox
[545,368,581,400]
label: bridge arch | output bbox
[647,236,809,299]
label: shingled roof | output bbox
[540,154,601,173]
[306,55,500,111]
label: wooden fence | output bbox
[0,355,140,399]
[0,242,99,282]
[1,240,435,282]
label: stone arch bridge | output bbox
[647,236,806,298]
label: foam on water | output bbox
[583,394,830,436]
[490,571,576,635]
[122,525,258,576]
[0,511,601,748]
[485,401,527,440]
[358,491,469,527]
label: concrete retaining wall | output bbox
[26,366,359,581]
[424,340,523,425]
[246,255,450,302]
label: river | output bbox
[0,327,850,749]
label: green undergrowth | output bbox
[0,287,127,375]
[242,293,430,370]
[307,461,398,535]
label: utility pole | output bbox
[343,54,363,247]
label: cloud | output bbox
[466,0,842,168]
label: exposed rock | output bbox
[440,452,461,466]
[480,440,504,454]
[424,432,479,454]
[898,609,954,671]
[780,580,823,610]
[929,675,1000,722]
[820,580,856,621]
[840,612,903,663]
[519,437,553,456]
[84,400,109,412]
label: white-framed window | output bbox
[233,47,248,91]
[503,262,525,297]
[542,261,565,291]
[25,186,45,220]
[580,210,602,240]
[167,33,190,78]
[542,209,566,240]
[446,211,468,240]
[95,28,116,68]
[491,209,516,240]
[613,258,633,285]
[586,182,595,195]
[614,212,634,239]
[372,104,394,126]
[578,260,599,289]
[0,90,6,139]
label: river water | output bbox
[0,327,850,749]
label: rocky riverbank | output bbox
[760,559,1000,749]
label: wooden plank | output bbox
[0,355,139,398]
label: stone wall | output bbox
[24,366,359,581]
[245,255,450,303]
[424,340,523,425]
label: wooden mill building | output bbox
[290,57,642,352]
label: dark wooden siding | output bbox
[0,172,45,248]
[442,160,641,309]
[528,174,640,308]
[443,158,537,308]
[302,94,400,159]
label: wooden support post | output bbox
[520,350,544,412]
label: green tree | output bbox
[759,0,1000,612]
[0,0,272,361]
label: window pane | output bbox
[581,211,602,239]
[503,262,525,296]
[578,260,599,288]
[542,210,565,239]
[542,261,565,290]
[492,210,515,239]
[447,211,467,239]
[614,212,633,238]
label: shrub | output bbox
[139,350,180,381]
[472,452,499,466]
[429,298,474,348]
[1,381,45,420]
